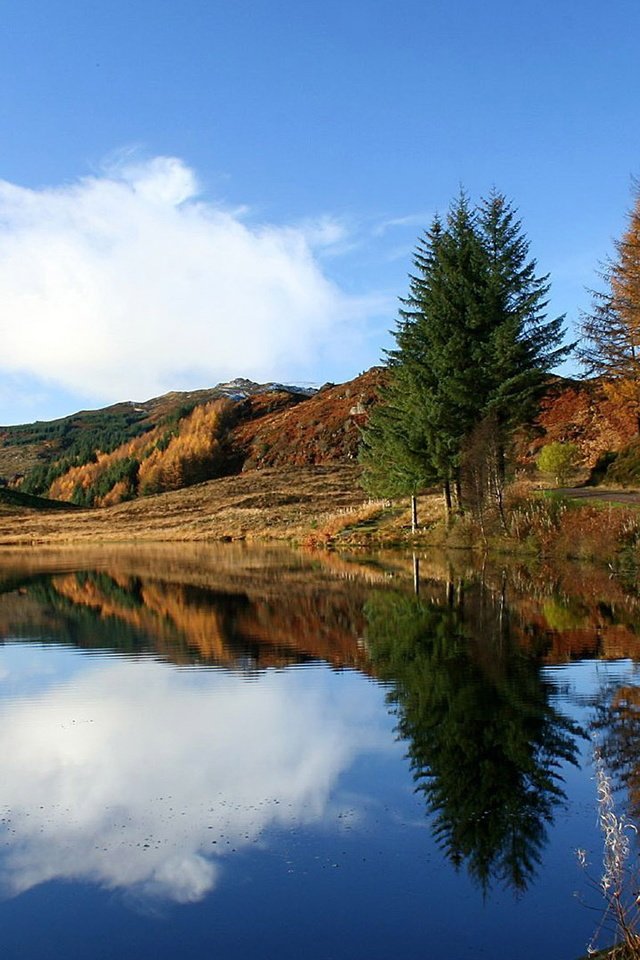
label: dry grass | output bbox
[3,462,639,566]
[301,501,389,548]
[0,464,450,549]
[0,465,375,546]
[505,493,640,561]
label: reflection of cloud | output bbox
[0,655,386,904]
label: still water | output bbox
[0,544,639,959]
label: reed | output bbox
[578,748,640,958]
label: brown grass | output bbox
[3,461,640,571]
[0,465,375,546]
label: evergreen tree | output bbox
[360,216,453,521]
[362,198,490,518]
[471,192,570,519]
[479,191,569,428]
[361,190,570,521]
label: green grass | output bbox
[0,487,80,511]
[538,489,640,510]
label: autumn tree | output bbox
[536,441,579,486]
[580,182,640,428]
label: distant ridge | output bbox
[3,368,632,510]
[0,370,383,505]
[0,377,317,431]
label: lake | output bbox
[0,543,638,959]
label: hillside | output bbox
[0,376,314,479]
[0,487,80,514]
[0,464,372,545]
[522,378,637,465]
[3,367,640,515]
[0,370,384,507]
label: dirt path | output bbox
[555,487,640,505]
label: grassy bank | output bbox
[318,484,640,568]
[1,464,639,570]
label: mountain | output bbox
[0,370,384,506]
[2,367,639,509]
[0,377,317,481]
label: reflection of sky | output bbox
[544,659,640,713]
[0,644,392,905]
[543,659,640,819]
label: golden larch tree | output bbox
[580,182,640,428]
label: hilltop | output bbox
[0,376,318,486]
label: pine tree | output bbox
[361,190,570,523]
[579,183,640,428]
[479,191,568,428]
[473,192,570,519]
[361,200,489,520]
[359,360,441,529]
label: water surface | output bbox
[0,544,638,959]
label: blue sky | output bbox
[0,0,638,424]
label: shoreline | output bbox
[1,464,639,571]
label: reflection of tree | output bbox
[365,581,583,894]
[592,683,640,821]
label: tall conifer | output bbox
[361,190,570,521]
[479,191,568,428]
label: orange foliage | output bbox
[48,429,161,503]
[530,379,637,468]
[49,570,369,670]
[138,399,233,495]
[48,398,235,505]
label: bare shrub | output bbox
[578,748,640,958]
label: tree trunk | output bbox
[413,553,420,596]
[411,493,418,533]
[454,471,464,516]
[494,441,508,532]
[446,575,455,608]
[443,480,452,524]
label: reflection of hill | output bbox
[0,565,369,671]
[2,545,640,670]
[506,561,640,663]
[371,551,640,664]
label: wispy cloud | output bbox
[0,157,381,404]
[371,212,433,238]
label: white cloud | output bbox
[0,656,389,904]
[0,157,377,403]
